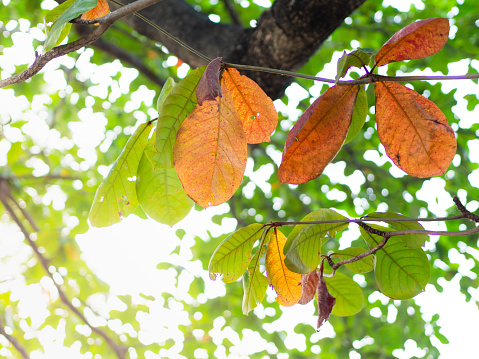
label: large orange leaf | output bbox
[173,81,247,208]
[278,85,359,184]
[265,229,302,307]
[375,81,456,177]
[81,0,109,21]
[223,68,278,143]
[375,18,449,67]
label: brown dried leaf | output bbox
[196,57,223,106]
[316,271,336,330]
[298,270,319,305]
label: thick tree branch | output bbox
[0,317,30,359]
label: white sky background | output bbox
[1,0,479,358]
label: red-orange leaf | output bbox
[375,18,449,67]
[173,81,247,208]
[278,85,359,184]
[223,68,278,143]
[375,81,456,177]
[265,229,302,307]
[81,0,109,21]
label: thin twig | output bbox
[221,0,243,27]
[0,317,30,359]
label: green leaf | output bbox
[364,212,427,248]
[332,247,374,273]
[44,0,97,52]
[89,122,153,228]
[155,66,205,168]
[360,224,430,300]
[209,223,265,283]
[242,244,268,315]
[284,209,349,274]
[45,0,76,23]
[336,48,376,81]
[157,77,176,113]
[136,140,193,226]
[344,85,367,144]
[325,272,364,316]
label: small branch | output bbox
[221,0,243,27]
[0,317,30,359]
[453,196,479,222]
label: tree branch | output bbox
[0,317,30,359]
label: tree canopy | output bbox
[1,0,479,358]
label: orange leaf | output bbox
[81,0,110,21]
[266,229,302,307]
[375,18,449,67]
[223,68,278,143]
[375,81,456,177]
[173,81,247,208]
[278,85,359,184]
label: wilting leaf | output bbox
[364,212,427,248]
[316,270,336,330]
[81,0,110,21]
[136,140,193,227]
[375,18,449,67]
[375,81,456,177]
[336,49,376,81]
[44,0,97,52]
[243,243,268,315]
[332,247,374,273]
[157,77,176,113]
[209,223,264,282]
[284,209,349,274]
[278,85,359,184]
[344,85,367,144]
[197,57,223,105]
[155,66,205,168]
[324,272,364,316]
[223,68,278,143]
[360,225,430,300]
[266,229,302,306]
[299,270,319,305]
[173,81,247,208]
[89,122,152,227]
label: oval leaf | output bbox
[136,141,193,227]
[223,68,278,143]
[324,272,364,316]
[332,247,374,273]
[360,225,430,300]
[89,122,152,227]
[209,223,264,283]
[375,18,449,67]
[375,81,456,177]
[278,85,359,184]
[266,229,302,307]
[173,81,247,208]
[284,209,349,274]
[155,66,205,168]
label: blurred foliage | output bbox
[0,0,479,358]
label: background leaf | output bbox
[325,272,364,316]
[266,229,302,306]
[360,225,430,300]
[278,85,359,184]
[209,223,264,283]
[332,247,374,273]
[223,68,278,143]
[155,66,205,168]
[375,81,456,177]
[173,81,247,208]
[136,140,193,227]
[375,18,449,66]
[89,122,152,227]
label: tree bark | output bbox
[117,0,366,99]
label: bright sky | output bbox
[1,0,479,358]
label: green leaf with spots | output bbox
[332,247,374,273]
[136,140,193,226]
[284,209,349,274]
[209,223,264,283]
[155,66,206,168]
[360,224,430,300]
[344,85,367,144]
[89,122,152,227]
[364,212,427,248]
[325,272,364,316]
[243,243,268,315]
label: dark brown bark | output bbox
[117,0,366,99]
